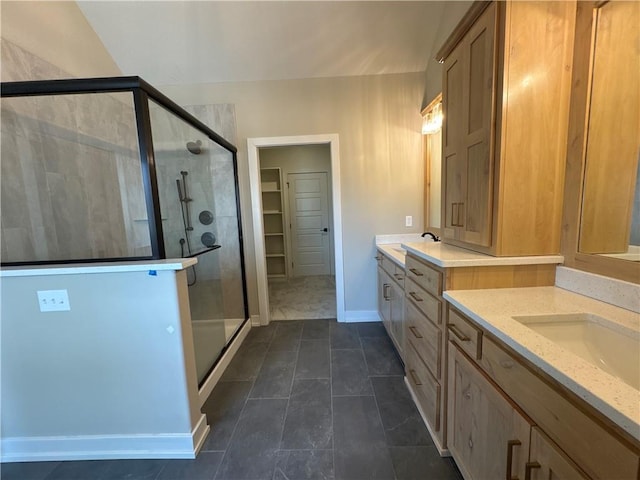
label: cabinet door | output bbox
[389,280,404,357]
[442,38,465,241]
[527,427,589,480]
[442,3,496,246]
[448,344,531,480]
[377,267,391,330]
[460,2,495,247]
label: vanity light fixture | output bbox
[422,100,443,135]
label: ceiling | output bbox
[77,1,447,86]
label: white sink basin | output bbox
[512,313,640,390]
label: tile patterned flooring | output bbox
[269,276,336,321]
[1,320,462,480]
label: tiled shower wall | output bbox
[0,40,148,262]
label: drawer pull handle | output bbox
[506,440,521,480]
[448,324,470,342]
[383,284,391,301]
[409,268,424,277]
[409,326,423,339]
[394,273,403,281]
[409,369,422,386]
[524,462,541,480]
[375,255,382,261]
[408,291,423,302]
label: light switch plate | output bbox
[37,289,71,312]
[405,215,413,227]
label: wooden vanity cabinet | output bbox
[438,1,576,256]
[376,251,405,359]
[403,251,558,454]
[446,305,640,480]
[404,254,447,450]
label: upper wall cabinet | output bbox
[438,1,576,256]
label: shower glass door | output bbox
[148,100,245,384]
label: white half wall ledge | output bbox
[0,414,208,462]
[343,310,381,323]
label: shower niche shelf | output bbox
[261,167,288,279]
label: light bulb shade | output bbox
[422,101,443,135]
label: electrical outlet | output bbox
[37,290,71,312]
[405,215,413,227]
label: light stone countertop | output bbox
[444,286,640,440]
[376,244,407,268]
[0,258,197,277]
[402,242,564,268]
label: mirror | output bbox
[578,1,640,262]
[422,94,443,232]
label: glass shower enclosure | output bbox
[1,76,248,385]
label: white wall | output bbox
[422,1,473,108]
[161,72,426,318]
[0,268,206,461]
[1,1,121,80]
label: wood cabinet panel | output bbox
[389,279,404,358]
[406,299,441,379]
[405,255,442,297]
[447,308,482,361]
[377,266,391,331]
[447,344,531,480]
[406,340,441,433]
[405,277,441,326]
[480,335,639,479]
[442,2,495,247]
[528,427,589,480]
[377,251,405,360]
[495,1,575,256]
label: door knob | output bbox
[321,228,328,232]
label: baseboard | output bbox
[191,413,210,455]
[342,310,381,323]
[198,319,251,406]
[0,421,208,463]
[251,314,262,326]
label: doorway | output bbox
[248,135,345,324]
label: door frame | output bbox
[247,134,345,324]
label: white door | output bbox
[287,172,331,276]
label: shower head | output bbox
[186,139,202,155]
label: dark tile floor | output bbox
[1,320,462,480]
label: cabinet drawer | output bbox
[406,341,441,432]
[480,337,639,480]
[405,300,441,379]
[447,307,482,360]
[381,254,405,287]
[405,255,442,297]
[405,277,441,325]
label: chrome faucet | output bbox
[421,231,441,242]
